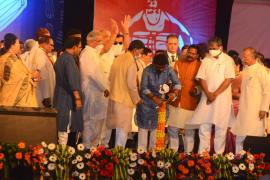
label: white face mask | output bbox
[110,44,123,56]
[95,44,104,54]
[209,49,221,57]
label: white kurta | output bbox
[231,62,270,137]
[186,53,235,129]
[167,106,195,129]
[33,48,55,107]
[80,45,109,120]
[100,52,115,80]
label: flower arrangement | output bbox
[70,143,88,179]
[227,150,270,179]
[111,146,130,180]
[176,151,215,179]
[86,145,115,179]
[0,142,270,179]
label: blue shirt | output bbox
[136,64,181,129]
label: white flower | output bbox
[129,162,137,168]
[212,154,218,159]
[77,144,85,151]
[152,150,157,158]
[48,143,56,151]
[232,165,239,173]
[77,162,85,170]
[226,152,235,160]
[68,147,76,155]
[247,154,254,161]
[84,153,91,159]
[49,154,57,162]
[72,159,78,164]
[76,155,83,162]
[137,147,145,154]
[58,164,64,170]
[41,141,47,148]
[239,150,246,156]
[127,168,135,175]
[44,172,50,176]
[157,172,165,179]
[249,163,255,171]
[90,147,97,152]
[165,162,171,169]
[138,159,144,165]
[130,153,137,161]
[239,163,246,170]
[141,173,147,180]
[157,161,165,168]
[48,163,56,171]
[79,173,86,180]
[72,171,79,177]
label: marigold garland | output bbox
[155,102,166,151]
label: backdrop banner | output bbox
[94,0,216,51]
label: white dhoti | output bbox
[83,118,105,149]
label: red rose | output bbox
[176,173,185,179]
[107,170,113,177]
[267,164,270,170]
[95,151,101,157]
[100,159,107,165]
[105,149,112,156]
[97,145,105,152]
[105,162,114,172]
[113,157,119,164]
[100,170,107,177]
[259,153,265,159]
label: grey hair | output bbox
[24,39,36,51]
[86,30,101,42]
[243,47,257,59]
[208,36,223,46]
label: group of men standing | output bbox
[1,21,269,154]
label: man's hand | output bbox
[206,92,216,104]
[75,99,82,111]
[110,19,119,35]
[104,89,110,97]
[189,87,198,97]
[32,70,41,81]
[152,96,163,107]
[167,92,176,102]
[137,99,143,105]
[259,111,267,120]
[120,15,131,33]
[42,98,51,108]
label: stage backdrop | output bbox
[227,0,270,58]
[94,0,216,52]
[0,0,64,49]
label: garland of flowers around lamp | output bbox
[155,102,166,151]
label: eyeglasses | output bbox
[114,42,123,45]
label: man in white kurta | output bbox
[186,37,235,154]
[231,47,270,153]
[80,31,109,149]
[32,36,55,107]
